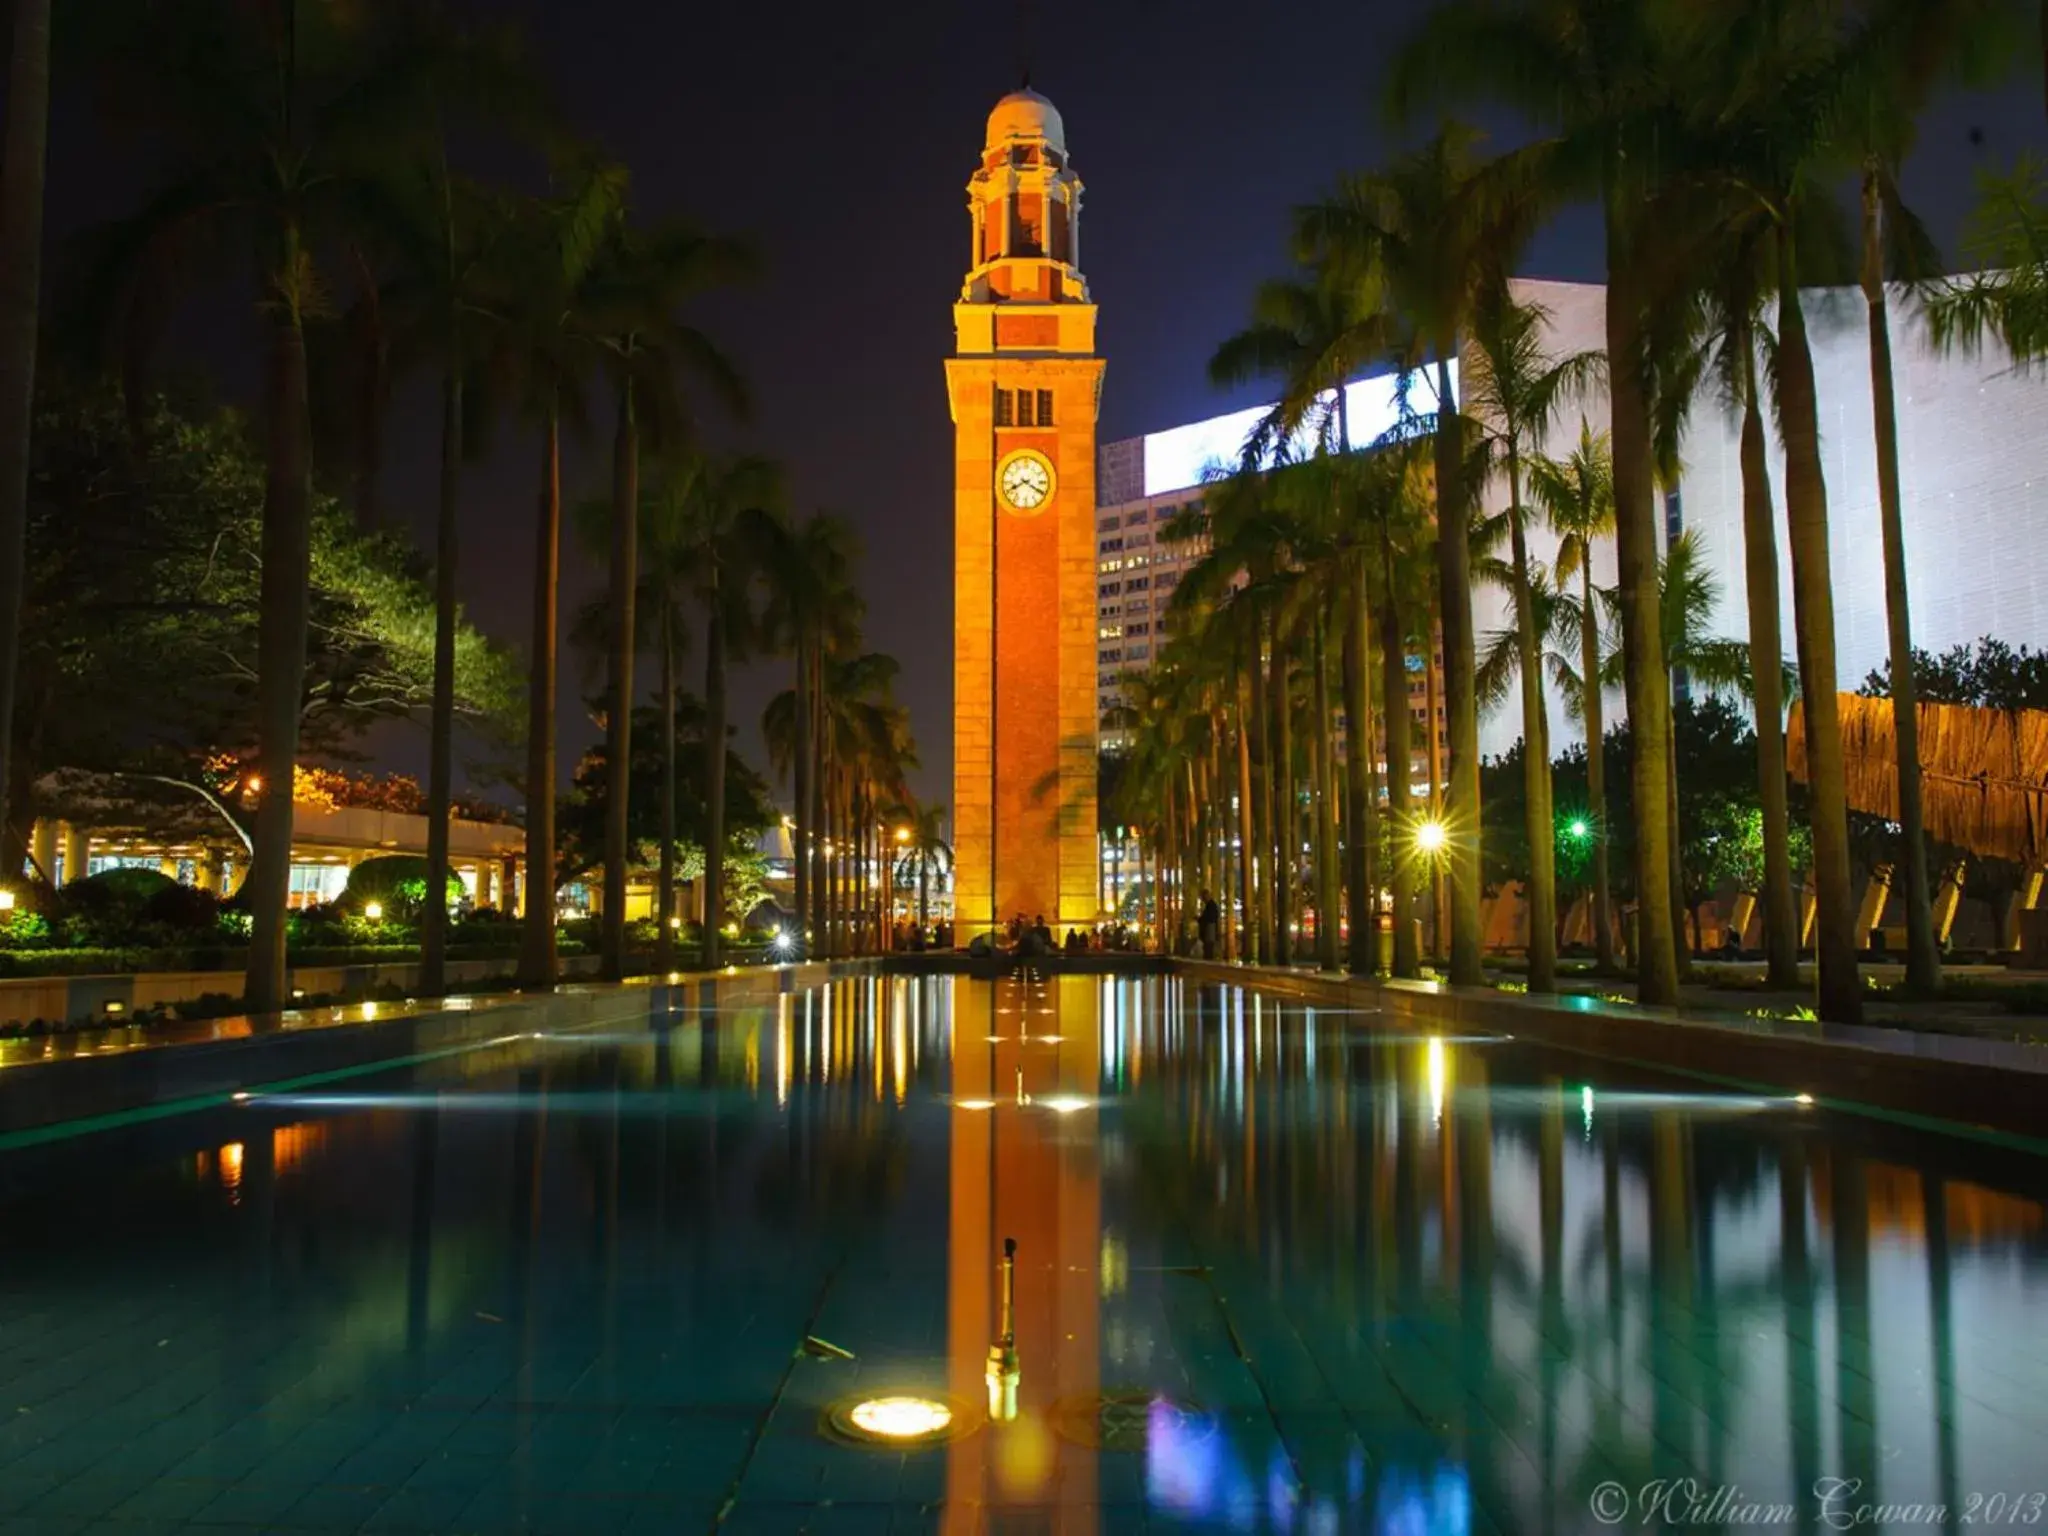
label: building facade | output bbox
[1471,278,2048,762]
[948,89,1103,938]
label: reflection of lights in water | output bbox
[775,996,791,1108]
[1582,1084,1595,1140]
[271,1122,326,1176]
[1100,1231,1128,1297]
[1374,1463,1472,1536]
[1426,1037,1446,1127]
[1145,1400,1253,1528]
[219,1141,244,1201]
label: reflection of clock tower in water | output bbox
[946,86,1103,939]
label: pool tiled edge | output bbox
[1175,959,2048,1147]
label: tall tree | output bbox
[665,454,782,967]
[1462,286,1601,993]
[1531,422,1620,972]
[70,2,494,1009]
[1299,126,1536,987]
[1836,0,2019,994]
[1392,0,1689,1004]
[488,164,625,986]
[580,214,751,980]
[759,511,865,960]
[0,0,51,883]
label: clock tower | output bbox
[946,87,1103,941]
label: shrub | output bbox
[339,856,463,920]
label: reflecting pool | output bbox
[0,974,2044,1534]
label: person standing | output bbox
[1198,889,1221,960]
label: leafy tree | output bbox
[18,383,519,848]
[1862,637,2048,711]
[555,693,773,902]
[67,0,516,1010]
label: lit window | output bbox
[1098,624,1124,640]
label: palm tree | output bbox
[0,0,50,885]
[1531,422,1619,972]
[1298,126,1537,987]
[894,804,954,938]
[1646,220,1805,988]
[1391,0,1689,1005]
[1475,563,1586,955]
[1461,286,1602,993]
[489,164,626,987]
[72,2,496,1010]
[359,169,518,996]
[665,455,782,967]
[759,512,864,960]
[581,214,752,980]
[1835,0,2020,994]
[1211,267,1397,974]
[1696,0,1864,1020]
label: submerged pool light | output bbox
[824,1394,961,1447]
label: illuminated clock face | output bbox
[999,451,1055,512]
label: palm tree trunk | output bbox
[1863,171,1939,996]
[1580,564,1615,972]
[1778,243,1862,1024]
[1382,560,1418,980]
[793,633,812,957]
[245,294,316,1013]
[1434,356,1483,986]
[656,601,676,973]
[1271,635,1295,965]
[1735,350,1801,988]
[517,407,562,989]
[600,377,638,981]
[1343,562,1376,976]
[1250,615,1276,961]
[1666,726,1688,965]
[421,369,462,995]
[1235,662,1258,966]
[1312,615,1341,972]
[703,568,728,969]
[1604,251,1681,1006]
[1509,444,1558,993]
[1423,612,1444,956]
[0,0,50,895]
[809,670,827,951]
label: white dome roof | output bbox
[985,88,1065,154]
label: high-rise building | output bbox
[947,88,1104,938]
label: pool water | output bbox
[0,973,2044,1535]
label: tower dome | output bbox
[985,88,1065,154]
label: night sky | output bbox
[32,0,2048,810]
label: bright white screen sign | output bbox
[1139,363,1459,499]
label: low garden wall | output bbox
[0,958,871,1139]
[0,952,606,1030]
